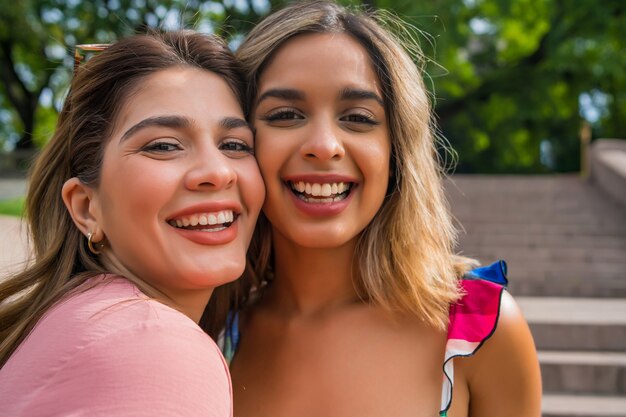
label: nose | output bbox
[184,148,237,191]
[299,118,345,161]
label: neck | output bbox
[158,288,214,324]
[101,253,212,324]
[266,229,362,316]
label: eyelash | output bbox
[342,113,379,125]
[261,109,303,122]
[142,141,181,152]
[261,109,379,125]
[220,140,253,154]
[141,139,252,155]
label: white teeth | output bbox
[290,181,352,197]
[171,210,235,229]
[202,226,226,233]
[296,194,348,203]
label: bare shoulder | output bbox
[464,291,542,417]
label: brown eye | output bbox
[220,140,253,153]
[260,109,304,126]
[342,113,379,125]
[219,139,254,158]
[142,141,181,152]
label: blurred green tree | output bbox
[377,0,626,172]
[0,0,624,173]
[0,0,275,151]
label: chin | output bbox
[206,262,246,285]
[182,260,246,288]
[289,231,358,250]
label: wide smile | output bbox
[167,210,238,233]
[286,180,355,203]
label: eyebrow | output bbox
[339,88,384,106]
[256,87,385,108]
[219,117,253,131]
[120,115,251,142]
[120,116,191,142]
[256,88,305,106]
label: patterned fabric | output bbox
[219,310,240,365]
[440,260,508,416]
[218,261,508,416]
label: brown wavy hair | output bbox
[0,30,245,367]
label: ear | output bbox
[62,177,104,242]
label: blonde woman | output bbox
[213,1,541,416]
[0,31,264,416]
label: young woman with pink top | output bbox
[0,31,264,416]
[212,2,542,416]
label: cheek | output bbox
[237,159,266,214]
[256,148,284,189]
[98,159,178,229]
[360,136,392,188]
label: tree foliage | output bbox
[0,0,276,150]
[0,0,624,173]
[377,0,626,172]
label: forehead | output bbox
[113,67,242,134]
[258,32,381,95]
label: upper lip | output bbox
[167,201,242,221]
[282,174,359,184]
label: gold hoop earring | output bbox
[87,232,103,255]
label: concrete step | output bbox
[517,297,626,351]
[509,276,626,298]
[448,175,626,297]
[542,394,626,417]
[458,246,626,263]
[458,234,626,250]
[456,245,626,296]
[473,260,626,279]
[457,222,626,236]
[539,350,626,395]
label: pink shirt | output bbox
[0,276,232,416]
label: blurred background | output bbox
[0,1,624,416]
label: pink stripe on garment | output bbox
[447,279,503,343]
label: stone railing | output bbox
[590,138,626,208]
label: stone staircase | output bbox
[446,175,626,417]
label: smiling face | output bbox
[92,67,264,298]
[253,33,391,249]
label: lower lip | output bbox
[171,219,239,245]
[287,185,355,217]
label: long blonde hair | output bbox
[232,0,473,330]
[0,31,246,367]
